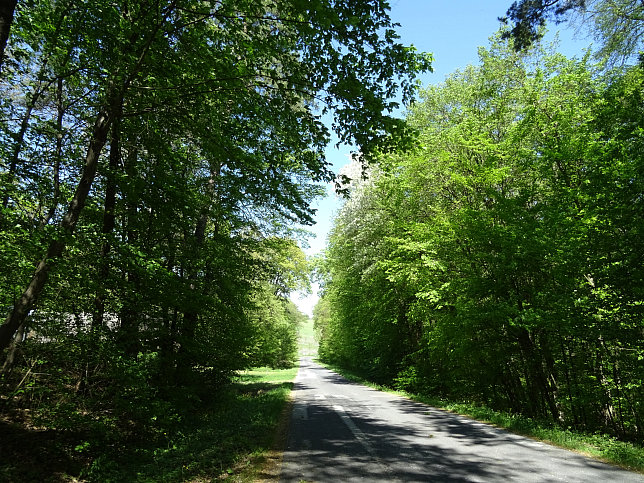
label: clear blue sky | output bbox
[292,0,590,317]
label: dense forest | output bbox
[2,0,643,478]
[315,2,644,442]
[0,0,430,477]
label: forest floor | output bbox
[0,366,298,482]
[0,319,319,481]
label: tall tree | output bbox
[500,0,586,50]
[501,0,644,65]
[0,0,431,365]
[319,32,644,437]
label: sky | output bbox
[290,0,591,317]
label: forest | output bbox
[1,0,643,479]
[315,1,644,444]
[0,0,430,479]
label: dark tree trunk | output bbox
[175,166,219,383]
[515,327,560,421]
[39,77,65,228]
[0,108,113,352]
[0,0,17,76]
[117,147,141,357]
[93,101,122,329]
[1,322,24,373]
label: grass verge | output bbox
[121,366,297,482]
[0,366,297,482]
[318,361,644,474]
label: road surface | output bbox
[281,357,643,482]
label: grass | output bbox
[0,366,297,482]
[297,318,318,358]
[318,361,644,474]
[112,366,298,482]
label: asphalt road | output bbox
[281,357,644,482]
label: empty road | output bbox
[281,357,643,482]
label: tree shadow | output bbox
[282,362,643,482]
[0,419,86,482]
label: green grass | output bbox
[319,361,644,474]
[297,318,318,357]
[1,365,298,482]
[80,366,297,482]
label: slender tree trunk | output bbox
[0,107,113,352]
[515,327,560,421]
[2,85,46,212]
[93,100,122,329]
[176,166,219,382]
[39,77,65,228]
[117,146,142,356]
[1,322,24,373]
[0,0,17,76]
[559,337,580,426]
[1,8,71,213]
[175,213,208,383]
[596,352,620,434]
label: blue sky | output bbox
[291,0,591,316]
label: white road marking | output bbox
[333,405,377,457]
[332,404,398,480]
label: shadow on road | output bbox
[281,360,640,482]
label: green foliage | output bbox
[247,286,302,369]
[318,32,644,442]
[0,0,430,477]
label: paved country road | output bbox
[281,357,644,482]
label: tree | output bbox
[0,0,432,355]
[501,0,644,65]
[500,0,586,50]
[319,31,644,437]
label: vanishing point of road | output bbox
[281,357,644,482]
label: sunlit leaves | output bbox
[318,34,644,438]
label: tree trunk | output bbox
[39,77,65,228]
[2,84,45,212]
[1,8,70,214]
[175,166,219,383]
[93,100,122,329]
[515,327,560,421]
[1,321,24,373]
[0,0,17,76]
[117,147,141,356]
[0,108,113,352]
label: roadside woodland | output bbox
[0,1,429,478]
[316,33,644,442]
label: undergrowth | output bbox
[0,366,296,482]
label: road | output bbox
[281,357,643,482]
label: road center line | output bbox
[332,404,377,458]
[332,404,398,480]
